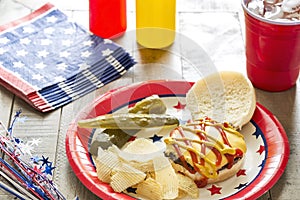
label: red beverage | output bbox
[242,0,300,92]
[89,0,127,38]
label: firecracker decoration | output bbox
[0,109,66,200]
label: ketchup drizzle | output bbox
[167,118,244,187]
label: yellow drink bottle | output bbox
[136,0,176,49]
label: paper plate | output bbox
[66,80,289,200]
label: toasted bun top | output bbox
[186,71,256,129]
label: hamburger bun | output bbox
[186,71,256,129]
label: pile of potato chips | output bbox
[94,138,199,200]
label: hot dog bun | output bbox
[186,71,256,129]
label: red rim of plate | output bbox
[65,80,290,200]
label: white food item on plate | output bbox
[186,71,256,129]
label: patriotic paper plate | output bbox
[66,80,289,200]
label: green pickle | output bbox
[128,95,167,114]
[78,113,179,129]
[83,95,178,154]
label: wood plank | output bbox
[179,12,246,75]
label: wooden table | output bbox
[0,0,299,199]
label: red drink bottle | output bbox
[89,0,127,38]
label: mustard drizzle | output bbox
[165,118,245,179]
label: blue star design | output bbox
[15,109,22,117]
[41,156,50,166]
[252,131,261,139]
[43,162,55,175]
[31,156,40,164]
[126,187,137,194]
[14,137,21,144]
[149,134,163,142]
[234,182,248,190]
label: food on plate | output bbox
[88,95,167,154]
[128,94,167,114]
[89,128,136,155]
[176,172,199,198]
[135,177,163,200]
[78,95,178,130]
[186,71,256,129]
[83,72,255,199]
[164,117,247,188]
[94,138,199,200]
[78,113,179,129]
[110,162,146,192]
[153,156,179,199]
[95,150,120,183]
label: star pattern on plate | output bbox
[207,184,222,195]
[256,145,265,155]
[126,187,137,194]
[149,134,163,142]
[234,182,248,190]
[236,169,247,177]
[252,130,262,139]
[173,101,186,110]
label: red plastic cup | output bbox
[242,0,300,92]
[89,0,127,38]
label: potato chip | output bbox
[110,163,146,192]
[136,177,163,200]
[126,160,154,173]
[177,189,188,199]
[123,138,159,153]
[177,173,199,198]
[153,156,178,199]
[95,150,120,183]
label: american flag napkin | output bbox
[0,3,135,112]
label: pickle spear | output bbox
[128,95,167,114]
[78,113,179,129]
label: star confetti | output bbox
[43,162,56,175]
[41,156,51,167]
[207,184,222,195]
